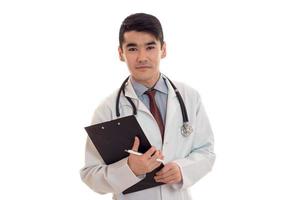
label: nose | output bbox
[137,49,148,63]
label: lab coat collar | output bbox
[124,74,177,100]
[123,79,139,100]
[122,75,175,117]
[122,74,179,146]
[161,74,177,99]
[130,74,168,98]
[122,78,151,116]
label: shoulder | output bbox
[172,81,202,103]
[169,80,204,117]
[91,89,119,124]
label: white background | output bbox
[0,0,299,199]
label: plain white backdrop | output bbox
[1,0,299,199]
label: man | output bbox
[80,13,215,200]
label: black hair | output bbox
[119,13,164,49]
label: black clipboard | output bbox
[84,115,164,194]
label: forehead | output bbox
[122,31,159,46]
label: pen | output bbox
[124,149,164,164]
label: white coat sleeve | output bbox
[80,103,143,194]
[172,93,215,190]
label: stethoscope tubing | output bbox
[116,75,189,124]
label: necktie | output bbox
[145,89,165,140]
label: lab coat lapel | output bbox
[122,79,163,147]
[122,80,152,116]
[121,77,181,149]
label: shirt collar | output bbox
[130,74,168,97]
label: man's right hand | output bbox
[128,137,164,176]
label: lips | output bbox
[136,65,151,69]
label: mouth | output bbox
[136,65,151,69]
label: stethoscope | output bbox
[115,75,193,137]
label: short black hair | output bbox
[119,13,164,49]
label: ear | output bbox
[118,47,125,61]
[161,42,167,59]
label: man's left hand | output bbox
[154,162,182,184]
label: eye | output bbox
[147,46,155,50]
[128,47,137,52]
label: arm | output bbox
[79,104,143,194]
[168,93,215,190]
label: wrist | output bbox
[127,158,139,176]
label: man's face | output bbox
[118,31,166,87]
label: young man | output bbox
[80,13,215,200]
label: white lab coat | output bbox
[80,77,215,200]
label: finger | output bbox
[155,171,178,183]
[155,166,177,178]
[149,150,160,162]
[167,179,181,184]
[131,136,140,151]
[156,150,164,160]
[158,152,164,162]
[144,146,157,158]
[155,169,177,180]
[148,151,162,168]
[148,162,162,172]
[152,150,164,161]
[156,164,171,175]
[164,174,180,183]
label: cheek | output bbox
[125,54,136,64]
[124,56,135,67]
[152,53,161,63]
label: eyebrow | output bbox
[145,41,157,46]
[126,43,137,48]
[125,41,157,48]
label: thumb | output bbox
[131,136,140,151]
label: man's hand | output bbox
[154,162,182,184]
[128,137,164,176]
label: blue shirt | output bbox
[130,74,168,123]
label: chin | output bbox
[133,74,152,82]
[132,72,159,86]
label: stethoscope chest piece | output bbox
[181,122,193,137]
[117,75,193,138]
